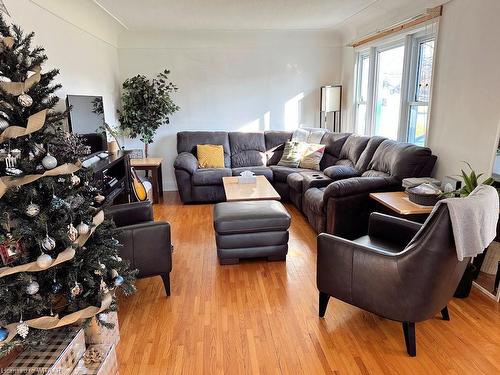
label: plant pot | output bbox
[454,263,477,298]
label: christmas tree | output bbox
[0,15,136,356]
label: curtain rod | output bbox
[350,5,442,48]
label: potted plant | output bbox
[445,162,497,298]
[118,69,180,157]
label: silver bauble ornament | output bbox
[70,174,81,186]
[0,116,8,130]
[42,153,57,170]
[26,203,40,217]
[18,93,33,107]
[77,222,90,235]
[36,253,53,269]
[0,327,9,342]
[113,275,124,286]
[68,223,78,242]
[41,235,56,252]
[26,280,40,295]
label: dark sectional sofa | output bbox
[174,130,437,239]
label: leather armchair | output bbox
[317,206,469,356]
[105,201,172,296]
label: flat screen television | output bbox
[66,95,105,134]
[66,95,106,153]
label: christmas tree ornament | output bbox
[77,221,90,235]
[51,281,63,294]
[70,282,83,297]
[0,237,22,265]
[51,194,67,209]
[26,280,39,295]
[17,320,29,339]
[99,279,109,294]
[97,313,108,323]
[41,152,57,169]
[68,194,85,209]
[94,193,105,204]
[18,93,33,107]
[70,173,81,186]
[0,326,8,341]
[110,269,119,278]
[113,275,124,286]
[25,202,40,217]
[41,234,56,251]
[36,252,53,268]
[0,112,8,130]
[67,222,78,242]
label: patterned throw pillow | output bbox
[299,143,326,170]
[197,144,225,168]
[277,141,307,168]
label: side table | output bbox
[130,158,164,204]
[369,191,434,222]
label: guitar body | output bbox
[130,167,148,201]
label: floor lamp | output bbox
[320,85,342,132]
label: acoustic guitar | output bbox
[130,167,148,201]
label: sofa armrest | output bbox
[368,212,422,247]
[303,173,332,191]
[323,165,361,181]
[117,221,172,278]
[105,202,154,227]
[323,176,400,201]
[174,152,199,174]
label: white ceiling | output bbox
[94,0,380,31]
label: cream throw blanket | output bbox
[434,185,499,261]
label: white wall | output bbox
[426,0,500,179]
[5,0,122,132]
[339,0,500,180]
[118,31,343,190]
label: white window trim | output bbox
[352,23,438,145]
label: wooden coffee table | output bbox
[222,176,281,202]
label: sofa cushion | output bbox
[232,166,273,181]
[192,168,232,186]
[355,136,387,172]
[323,165,361,180]
[213,200,291,235]
[336,135,370,168]
[197,144,225,168]
[365,140,433,180]
[177,131,231,167]
[320,132,351,170]
[265,131,293,165]
[277,141,307,168]
[270,165,312,183]
[229,132,266,168]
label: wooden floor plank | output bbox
[116,192,500,374]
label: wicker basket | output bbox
[407,189,441,206]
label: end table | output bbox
[130,157,163,204]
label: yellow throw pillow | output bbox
[197,144,225,168]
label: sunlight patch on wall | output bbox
[239,118,260,132]
[264,111,271,130]
[284,92,304,130]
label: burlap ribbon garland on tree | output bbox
[0,66,41,96]
[0,36,14,51]
[0,293,113,347]
[0,211,105,278]
[0,109,47,143]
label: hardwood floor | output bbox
[116,192,500,374]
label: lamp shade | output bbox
[321,86,341,112]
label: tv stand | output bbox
[86,151,131,206]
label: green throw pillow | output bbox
[277,141,307,168]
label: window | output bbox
[354,29,436,145]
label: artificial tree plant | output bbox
[118,70,179,157]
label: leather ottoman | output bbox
[213,200,291,265]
